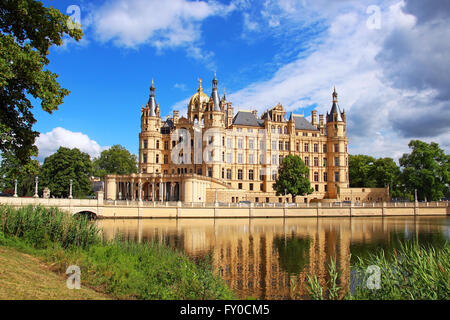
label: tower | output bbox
[326,87,349,199]
[139,80,162,174]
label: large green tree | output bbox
[399,140,449,201]
[93,145,138,179]
[273,155,313,202]
[0,150,39,196]
[0,0,83,163]
[39,147,93,198]
[349,155,376,188]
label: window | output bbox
[314,172,319,182]
[272,170,277,181]
[238,183,243,190]
[335,171,340,182]
[334,143,339,152]
[315,184,319,192]
[164,155,168,164]
[238,139,243,149]
[323,144,327,153]
[272,140,277,150]
[279,141,283,151]
[249,139,254,150]
[279,155,283,164]
[335,157,340,166]
[227,138,232,148]
[249,170,254,180]
[259,169,265,181]
[227,153,232,163]
[296,143,299,152]
[164,141,169,150]
[259,140,265,150]
[238,169,243,180]
[227,169,232,179]
[304,143,309,152]
[325,185,328,192]
[222,168,225,179]
[249,183,254,191]
[208,167,213,177]
[259,154,265,164]
[155,154,159,164]
[285,141,289,151]
[222,152,225,162]
[284,127,288,134]
[314,144,318,152]
[304,156,309,166]
[143,139,148,149]
[314,157,319,167]
[324,158,327,167]
[260,184,264,191]
[303,132,308,137]
[272,155,277,165]
[156,140,159,149]
[324,172,328,182]
[238,153,243,164]
[143,153,147,163]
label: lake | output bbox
[97,216,449,299]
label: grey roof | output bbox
[232,111,263,127]
[210,89,220,111]
[327,102,344,122]
[148,96,156,117]
[293,115,318,131]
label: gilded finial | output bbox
[198,78,203,92]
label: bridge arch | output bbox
[74,210,98,220]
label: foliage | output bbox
[39,147,93,198]
[0,150,39,196]
[0,0,83,163]
[306,258,342,300]
[0,205,99,249]
[0,205,234,300]
[273,155,313,201]
[399,140,449,201]
[349,155,376,188]
[274,236,310,274]
[93,145,137,179]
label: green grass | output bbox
[0,205,234,300]
[305,242,449,300]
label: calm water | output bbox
[97,216,449,299]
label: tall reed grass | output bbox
[0,205,99,249]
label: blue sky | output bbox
[33,0,450,161]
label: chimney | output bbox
[173,110,179,124]
[311,110,318,126]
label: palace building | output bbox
[104,75,388,204]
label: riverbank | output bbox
[0,205,234,300]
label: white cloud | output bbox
[92,0,235,65]
[217,0,450,158]
[35,127,108,162]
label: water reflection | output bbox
[97,217,449,299]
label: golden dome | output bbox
[188,78,209,109]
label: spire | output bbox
[149,80,156,117]
[328,86,343,122]
[197,78,203,93]
[210,72,220,111]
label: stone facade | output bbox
[105,75,388,203]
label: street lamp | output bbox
[69,179,73,199]
[33,176,39,198]
[13,179,18,198]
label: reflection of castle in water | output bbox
[99,217,446,299]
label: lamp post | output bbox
[69,179,73,199]
[13,179,18,197]
[33,176,39,198]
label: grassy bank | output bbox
[0,205,234,300]
[305,241,449,300]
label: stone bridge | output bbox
[0,192,448,219]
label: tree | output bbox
[349,155,376,188]
[273,155,313,202]
[369,157,403,198]
[0,0,83,163]
[399,140,449,201]
[39,147,93,198]
[93,145,138,179]
[0,150,39,196]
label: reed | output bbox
[0,205,100,249]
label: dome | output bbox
[188,78,209,110]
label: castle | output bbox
[104,75,388,204]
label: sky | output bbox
[32,0,450,162]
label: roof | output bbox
[232,111,263,127]
[327,102,344,122]
[293,115,319,131]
